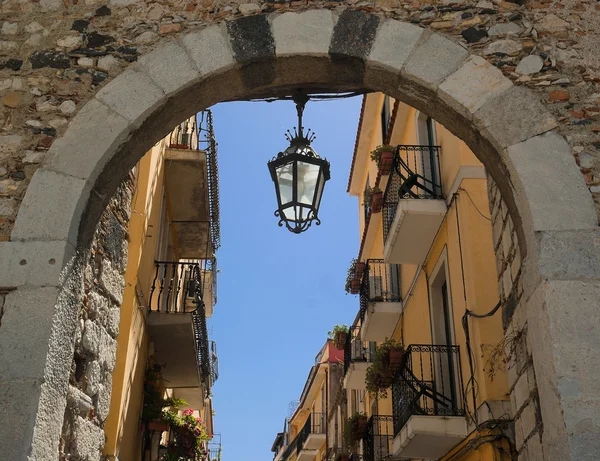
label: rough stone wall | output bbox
[60,178,132,461]
[488,175,543,461]
[0,0,599,240]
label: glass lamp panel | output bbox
[297,161,320,206]
[276,163,294,205]
[314,170,325,211]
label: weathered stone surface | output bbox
[96,69,165,126]
[461,27,487,43]
[99,259,125,305]
[368,19,423,71]
[238,3,260,15]
[273,10,335,57]
[516,55,543,75]
[11,169,89,245]
[72,417,104,461]
[484,38,522,56]
[95,379,112,423]
[535,14,569,34]
[403,33,469,89]
[507,132,596,231]
[85,360,102,396]
[330,10,380,61]
[30,51,71,69]
[82,319,101,356]
[227,14,275,63]
[439,55,512,118]
[138,41,199,95]
[181,25,235,77]
[488,22,522,36]
[536,229,600,280]
[98,327,117,373]
[45,98,130,183]
[474,86,558,149]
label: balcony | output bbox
[164,113,221,259]
[382,146,446,265]
[344,326,376,390]
[358,260,402,342]
[391,345,467,460]
[363,416,393,461]
[146,261,214,392]
[297,413,326,461]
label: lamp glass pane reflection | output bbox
[267,96,330,234]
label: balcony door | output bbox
[415,112,440,196]
[428,251,459,412]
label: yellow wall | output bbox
[348,94,510,458]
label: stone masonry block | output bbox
[98,327,117,373]
[519,399,539,442]
[45,98,130,184]
[181,25,235,77]
[96,69,166,128]
[474,86,558,150]
[402,33,469,90]
[513,370,531,412]
[0,240,75,287]
[507,132,597,231]
[72,417,104,461]
[82,319,101,356]
[138,41,200,96]
[0,287,60,381]
[0,379,42,460]
[368,19,423,73]
[536,229,600,280]
[438,55,513,119]
[11,169,90,246]
[273,10,335,56]
[99,258,125,305]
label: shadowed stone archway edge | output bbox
[0,10,598,461]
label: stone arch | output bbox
[0,10,598,461]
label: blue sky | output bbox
[208,96,362,461]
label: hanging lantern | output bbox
[267,94,331,234]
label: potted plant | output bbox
[365,339,404,399]
[354,261,366,278]
[162,408,212,458]
[141,364,185,433]
[335,452,350,461]
[344,259,361,295]
[344,412,368,445]
[370,145,395,175]
[364,186,383,213]
[328,324,349,350]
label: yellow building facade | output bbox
[274,94,514,461]
[103,113,221,461]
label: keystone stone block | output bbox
[273,10,335,56]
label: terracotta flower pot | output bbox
[336,455,350,461]
[350,278,361,294]
[378,151,394,176]
[352,416,369,440]
[370,192,383,213]
[388,349,404,373]
[147,420,168,432]
[354,262,366,277]
[334,331,348,350]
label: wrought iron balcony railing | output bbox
[148,260,215,393]
[382,146,443,243]
[168,111,221,251]
[391,344,465,437]
[363,416,393,461]
[358,259,401,322]
[149,260,216,314]
[297,412,326,447]
[344,326,376,376]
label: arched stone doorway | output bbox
[0,10,598,461]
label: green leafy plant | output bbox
[141,364,186,423]
[344,258,359,294]
[343,412,368,450]
[162,408,212,458]
[365,339,404,399]
[370,145,395,164]
[363,186,382,206]
[328,324,349,349]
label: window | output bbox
[363,174,370,223]
[415,111,440,192]
[381,95,391,142]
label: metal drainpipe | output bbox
[325,366,329,459]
